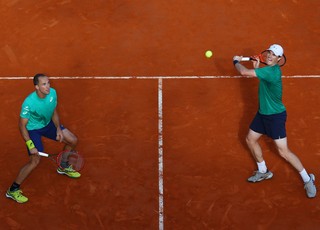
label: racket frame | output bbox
[241,50,286,67]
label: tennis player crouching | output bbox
[233,44,316,198]
[6,74,81,203]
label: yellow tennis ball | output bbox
[205,50,213,58]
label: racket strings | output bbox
[57,150,84,171]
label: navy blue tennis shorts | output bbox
[249,111,287,140]
[27,120,65,154]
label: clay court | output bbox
[0,1,320,229]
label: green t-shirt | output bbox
[20,88,58,130]
[254,65,286,115]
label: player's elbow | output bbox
[18,117,28,131]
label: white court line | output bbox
[0,75,319,80]
[158,78,164,230]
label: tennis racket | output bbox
[38,150,84,171]
[241,50,286,67]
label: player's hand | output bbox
[30,148,38,155]
[56,129,64,143]
[233,56,242,62]
[251,55,260,68]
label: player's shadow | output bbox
[212,57,229,76]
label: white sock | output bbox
[257,161,267,173]
[299,169,310,183]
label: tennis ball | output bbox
[205,50,213,58]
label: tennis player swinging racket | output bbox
[232,44,317,199]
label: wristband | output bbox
[233,60,239,65]
[26,140,35,150]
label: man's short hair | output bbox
[33,73,47,85]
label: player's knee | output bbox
[63,130,78,147]
[69,135,78,148]
[29,156,40,168]
[73,135,78,145]
[277,148,289,161]
[246,135,254,146]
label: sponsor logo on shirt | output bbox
[22,106,29,115]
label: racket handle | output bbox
[38,152,49,157]
[241,57,251,61]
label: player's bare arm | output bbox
[233,56,257,77]
[52,109,63,142]
[19,117,38,154]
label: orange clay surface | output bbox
[0,1,320,229]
